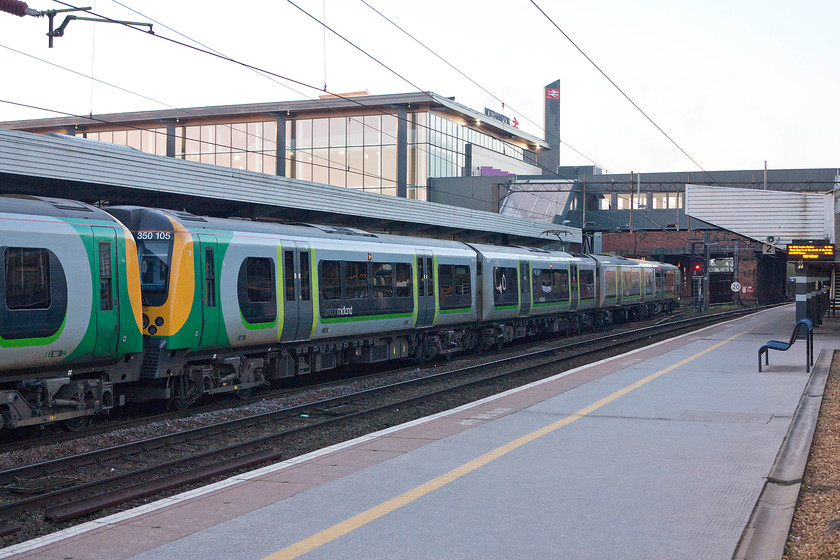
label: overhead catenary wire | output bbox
[19,1,578,190]
[358,0,609,173]
[44,0,552,183]
[529,0,720,186]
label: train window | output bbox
[534,267,571,304]
[319,261,341,300]
[0,247,68,340]
[204,247,216,307]
[237,257,276,325]
[396,263,412,298]
[604,269,618,298]
[244,258,274,303]
[425,258,434,296]
[493,267,518,307]
[373,263,394,299]
[579,269,595,300]
[284,251,295,302]
[439,265,453,295]
[300,252,311,301]
[4,247,51,310]
[98,242,113,311]
[417,260,425,297]
[438,264,471,311]
[622,268,634,297]
[644,269,654,295]
[455,266,470,296]
[346,262,368,299]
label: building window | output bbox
[652,193,667,209]
[598,194,612,210]
[616,194,632,210]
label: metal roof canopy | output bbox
[684,184,834,248]
[0,129,578,245]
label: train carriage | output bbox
[0,195,143,428]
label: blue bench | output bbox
[758,318,814,373]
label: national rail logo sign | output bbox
[546,88,560,99]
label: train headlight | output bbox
[148,325,157,335]
[155,317,164,327]
[142,314,149,328]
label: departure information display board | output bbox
[787,240,835,261]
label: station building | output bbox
[0,91,547,202]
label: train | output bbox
[0,194,680,430]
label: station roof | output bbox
[0,129,578,245]
[685,184,834,247]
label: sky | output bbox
[1,0,838,175]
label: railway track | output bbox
[0,305,765,542]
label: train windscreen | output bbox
[138,238,172,306]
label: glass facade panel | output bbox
[126,130,141,150]
[381,114,397,145]
[329,117,345,146]
[348,147,364,182]
[348,117,364,146]
[141,129,157,154]
[329,148,346,187]
[312,148,329,184]
[216,125,231,154]
[381,145,396,186]
[264,120,276,150]
[296,149,312,181]
[112,130,126,146]
[312,118,328,148]
[296,119,312,149]
[364,146,380,189]
[364,115,380,145]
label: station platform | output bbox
[2,304,836,560]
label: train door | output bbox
[416,251,435,327]
[518,260,531,317]
[282,242,314,341]
[93,227,120,356]
[570,262,580,311]
[198,234,219,347]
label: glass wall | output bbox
[86,128,167,157]
[288,114,399,196]
[82,109,538,203]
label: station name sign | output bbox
[483,108,510,126]
[787,240,835,261]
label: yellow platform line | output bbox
[264,321,763,560]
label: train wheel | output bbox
[63,391,95,431]
[412,340,426,365]
[170,378,201,411]
[62,414,92,432]
[235,386,253,399]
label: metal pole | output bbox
[764,161,767,190]
[582,174,587,229]
[703,232,711,312]
[629,171,634,233]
